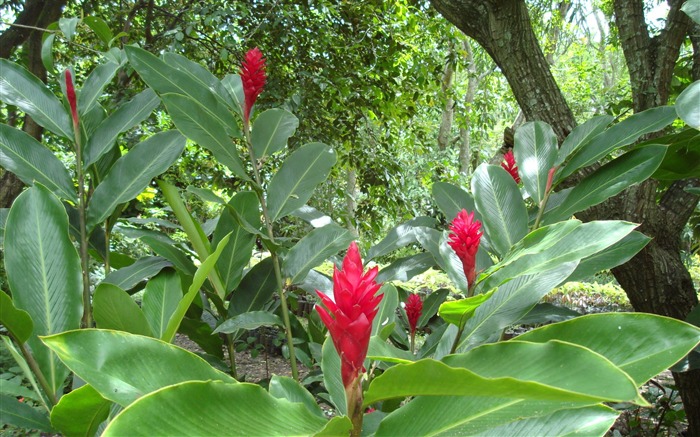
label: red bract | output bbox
[448,210,483,288]
[316,242,383,388]
[405,293,423,335]
[64,70,78,128]
[240,47,267,124]
[501,150,521,183]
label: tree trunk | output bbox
[437,43,456,151]
[430,0,700,433]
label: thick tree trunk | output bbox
[430,0,700,433]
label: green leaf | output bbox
[651,128,700,180]
[84,16,114,46]
[438,289,495,327]
[102,381,327,436]
[50,384,111,437]
[86,130,185,228]
[58,17,79,41]
[367,216,437,261]
[0,290,33,343]
[78,61,121,114]
[267,142,337,222]
[178,318,224,358]
[269,375,326,419]
[543,145,666,224]
[221,74,245,116]
[514,121,558,204]
[41,329,236,407]
[0,59,72,139]
[517,303,582,325]
[0,394,52,432]
[140,236,196,276]
[314,416,352,436]
[5,184,82,396]
[40,33,55,73]
[682,0,700,24]
[418,288,449,329]
[83,88,160,167]
[375,252,436,283]
[141,270,182,339]
[472,164,529,257]
[283,224,354,284]
[676,80,700,129]
[566,231,651,282]
[557,106,677,182]
[367,335,416,364]
[213,310,283,334]
[0,124,77,203]
[228,257,278,317]
[372,284,399,337]
[102,256,173,292]
[321,336,346,415]
[0,337,48,412]
[516,313,700,385]
[556,115,614,167]
[432,181,476,221]
[251,108,300,158]
[93,283,153,336]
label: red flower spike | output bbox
[405,294,423,335]
[315,242,384,388]
[501,150,521,183]
[448,210,483,288]
[64,70,79,129]
[240,47,267,124]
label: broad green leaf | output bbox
[213,191,259,293]
[58,17,79,41]
[367,216,437,261]
[269,375,325,419]
[543,145,666,224]
[517,303,582,325]
[124,46,239,137]
[86,130,185,228]
[40,33,55,73]
[438,289,495,327]
[291,205,334,228]
[0,124,77,203]
[418,288,449,329]
[251,108,300,158]
[321,336,346,415]
[676,80,700,129]
[0,394,52,432]
[5,184,82,396]
[556,115,614,167]
[50,384,111,437]
[0,59,72,139]
[432,181,476,221]
[228,257,277,317]
[372,284,399,337]
[140,236,196,276]
[267,142,337,222]
[651,128,700,180]
[178,318,225,359]
[566,231,650,282]
[221,73,245,116]
[101,256,173,292]
[141,270,182,339]
[161,93,248,179]
[162,233,231,342]
[514,121,558,204]
[682,0,700,24]
[283,223,354,284]
[93,283,153,336]
[315,416,353,436]
[375,252,436,283]
[0,337,47,412]
[0,290,33,343]
[472,164,528,257]
[186,185,226,204]
[78,61,120,114]
[42,329,236,407]
[83,88,160,167]
[516,313,700,385]
[367,335,415,364]
[84,16,114,46]
[102,381,327,436]
[557,106,677,182]
[0,378,37,401]
[213,310,283,334]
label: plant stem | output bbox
[346,376,364,437]
[75,124,92,328]
[243,124,299,380]
[18,340,56,409]
[532,189,552,230]
[410,331,415,354]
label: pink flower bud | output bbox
[447,210,483,288]
[240,47,267,124]
[501,150,521,183]
[405,294,423,335]
[64,69,79,129]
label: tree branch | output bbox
[660,178,700,235]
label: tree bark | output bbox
[437,43,456,151]
[430,0,700,433]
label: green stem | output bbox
[449,324,465,355]
[532,189,552,231]
[410,331,415,355]
[346,376,364,437]
[18,340,56,409]
[75,125,91,328]
[243,123,299,380]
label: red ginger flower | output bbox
[240,47,267,124]
[448,210,483,289]
[501,150,521,183]
[316,242,383,388]
[405,293,423,336]
[64,70,78,129]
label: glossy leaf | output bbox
[228,257,277,317]
[78,61,120,114]
[93,283,153,336]
[141,270,183,339]
[269,375,325,419]
[267,142,337,222]
[161,93,248,179]
[472,164,528,257]
[0,59,72,139]
[514,121,558,204]
[42,329,236,407]
[140,236,196,276]
[321,335,346,415]
[84,16,113,46]
[556,115,613,167]
[566,231,650,282]
[438,289,495,327]
[557,106,677,182]
[651,128,700,180]
[417,288,449,329]
[102,256,173,292]
[102,381,327,436]
[376,252,436,283]
[0,337,47,411]
[543,145,666,224]
[221,73,245,116]
[0,124,77,203]
[283,223,354,284]
[676,80,700,129]
[517,303,582,325]
[0,394,52,432]
[83,88,160,167]
[367,216,437,261]
[372,284,399,337]
[5,184,82,396]
[367,335,416,364]
[432,181,477,221]
[0,290,33,343]
[213,310,283,334]
[516,313,700,385]
[50,384,111,437]
[251,108,300,158]
[86,130,185,228]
